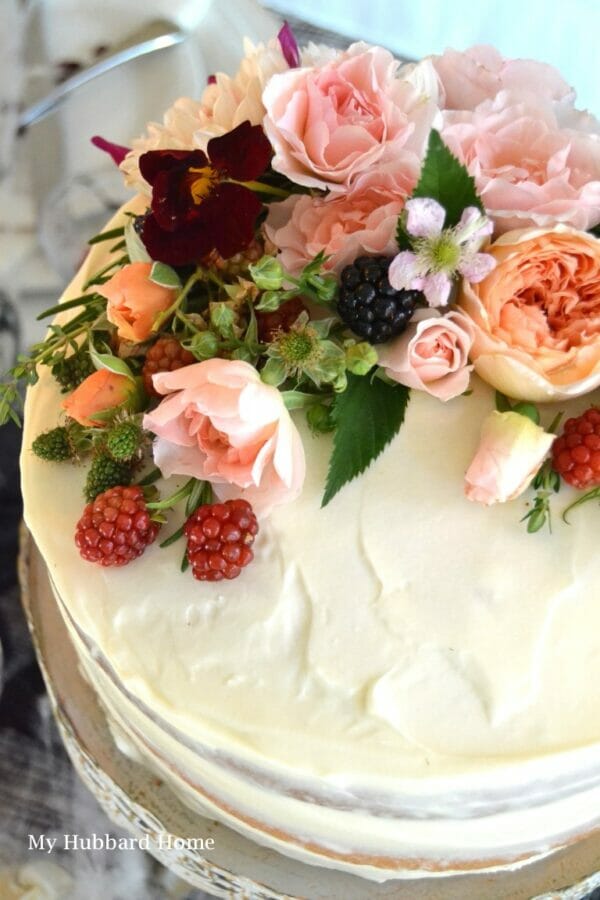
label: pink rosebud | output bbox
[465,410,555,505]
[377,309,475,401]
[62,369,138,427]
[143,359,305,517]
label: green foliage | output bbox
[322,374,410,507]
[397,129,483,249]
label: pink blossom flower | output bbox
[143,359,305,516]
[465,410,555,505]
[441,91,600,233]
[377,309,475,401]
[262,43,437,192]
[265,166,416,275]
[433,45,574,112]
[388,198,496,307]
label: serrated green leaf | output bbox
[150,261,182,290]
[410,129,483,228]
[322,375,410,507]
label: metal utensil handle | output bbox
[18,29,185,130]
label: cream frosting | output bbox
[20,200,600,879]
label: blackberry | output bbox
[84,454,133,501]
[337,256,422,344]
[52,349,95,393]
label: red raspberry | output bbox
[142,337,195,396]
[552,407,600,489]
[75,485,159,566]
[184,499,259,581]
[257,297,306,343]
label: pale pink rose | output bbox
[441,91,600,233]
[377,309,475,401]
[143,359,305,516]
[433,45,574,112]
[265,166,415,275]
[99,262,177,343]
[465,410,555,505]
[121,38,338,193]
[458,226,600,402]
[263,42,437,192]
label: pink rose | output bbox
[441,91,600,233]
[143,359,305,516]
[465,410,555,505]
[99,262,177,343]
[262,43,437,192]
[265,167,415,275]
[377,309,475,401]
[433,45,574,112]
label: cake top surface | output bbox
[10,31,600,801]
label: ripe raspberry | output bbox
[75,485,159,566]
[142,337,195,396]
[184,499,258,581]
[257,297,306,343]
[552,407,600,489]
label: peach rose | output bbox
[459,226,600,402]
[265,166,415,275]
[62,369,138,427]
[377,309,475,401]
[143,359,305,516]
[262,44,437,192]
[465,410,555,505]
[433,45,574,112]
[98,262,177,343]
[441,91,600,233]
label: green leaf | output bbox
[322,375,410,507]
[260,357,287,387]
[124,218,151,262]
[184,331,219,361]
[495,390,513,413]
[88,226,125,246]
[89,345,136,381]
[150,261,182,290]
[210,304,235,339]
[249,256,284,291]
[281,390,323,410]
[410,129,483,228]
[256,290,287,312]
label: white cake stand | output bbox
[18,529,600,900]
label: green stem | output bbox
[562,487,600,524]
[146,478,195,510]
[36,294,102,321]
[235,179,289,198]
[153,269,203,332]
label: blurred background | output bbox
[0,1,599,897]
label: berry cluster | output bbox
[552,407,600,489]
[184,499,258,581]
[75,485,159,566]
[142,337,195,397]
[337,256,421,344]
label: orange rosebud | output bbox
[62,369,137,427]
[98,262,177,343]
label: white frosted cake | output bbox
[13,31,600,887]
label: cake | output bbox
[12,28,600,885]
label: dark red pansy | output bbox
[138,121,272,265]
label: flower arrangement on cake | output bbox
[4,27,600,576]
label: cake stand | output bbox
[18,529,600,900]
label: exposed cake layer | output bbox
[20,201,600,879]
